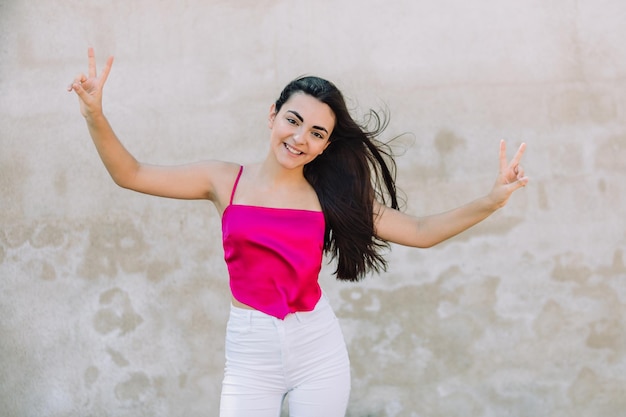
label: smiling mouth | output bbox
[284,143,303,155]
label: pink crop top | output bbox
[221,166,325,319]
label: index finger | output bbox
[88,47,97,78]
[509,142,527,167]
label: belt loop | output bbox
[294,311,303,323]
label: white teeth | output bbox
[284,143,303,155]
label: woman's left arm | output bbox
[374,140,528,248]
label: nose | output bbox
[292,128,305,144]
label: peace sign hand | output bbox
[68,47,114,119]
[488,140,529,209]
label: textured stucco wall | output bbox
[1,0,625,416]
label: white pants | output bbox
[219,295,351,417]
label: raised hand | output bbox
[488,140,529,208]
[68,47,114,119]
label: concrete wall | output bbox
[1,0,625,416]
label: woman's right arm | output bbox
[69,48,227,201]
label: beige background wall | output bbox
[1,0,625,416]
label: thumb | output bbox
[71,81,91,102]
[510,176,529,191]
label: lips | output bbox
[284,142,303,155]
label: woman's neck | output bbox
[256,157,307,188]
[237,160,318,210]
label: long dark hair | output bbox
[275,76,400,281]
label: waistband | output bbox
[229,293,330,323]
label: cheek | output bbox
[313,142,329,156]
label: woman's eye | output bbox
[312,132,323,139]
[286,118,297,125]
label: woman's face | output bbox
[268,93,335,170]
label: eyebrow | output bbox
[287,110,329,135]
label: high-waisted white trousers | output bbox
[219,294,351,417]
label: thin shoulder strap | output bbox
[229,166,244,205]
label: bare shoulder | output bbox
[372,200,419,246]
[118,158,240,202]
[205,160,243,211]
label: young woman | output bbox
[69,48,528,417]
